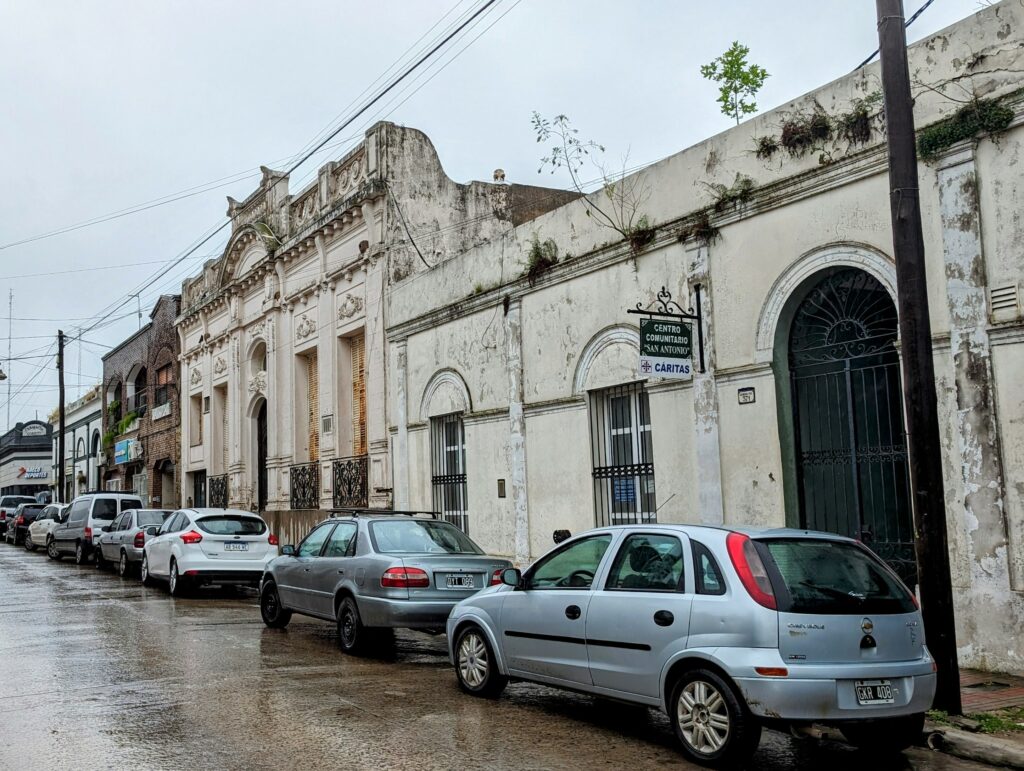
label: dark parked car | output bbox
[4,503,46,546]
[260,511,511,654]
[0,495,37,538]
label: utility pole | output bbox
[57,331,66,503]
[876,0,961,714]
[6,289,11,431]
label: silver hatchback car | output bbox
[447,525,936,768]
[260,512,512,654]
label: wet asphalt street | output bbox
[0,544,992,771]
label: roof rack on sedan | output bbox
[327,508,439,520]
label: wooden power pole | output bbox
[57,330,66,502]
[876,0,961,713]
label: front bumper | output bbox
[359,596,458,629]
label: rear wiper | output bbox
[799,581,866,602]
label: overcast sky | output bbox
[0,0,985,427]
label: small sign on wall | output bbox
[497,479,506,498]
[738,387,756,405]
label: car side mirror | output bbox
[500,568,523,588]
[146,526,160,536]
[101,526,111,533]
[281,545,296,557]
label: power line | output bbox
[857,0,939,69]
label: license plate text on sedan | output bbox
[224,542,249,552]
[445,574,475,588]
[855,679,894,705]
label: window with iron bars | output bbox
[590,382,657,526]
[431,413,468,533]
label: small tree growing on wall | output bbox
[701,41,770,125]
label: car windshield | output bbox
[196,515,267,536]
[93,499,118,521]
[759,538,916,615]
[370,520,482,555]
[137,510,169,526]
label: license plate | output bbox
[224,542,249,552]
[855,679,894,705]
[445,574,475,589]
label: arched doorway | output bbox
[256,400,268,511]
[786,268,916,585]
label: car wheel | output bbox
[337,597,371,655]
[118,551,130,578]
[842,713,924,753]
[168,560,186,597]
[47,537,62,561]
[260,582,292,629]
[141,554,155,586]
[24,532,35,551]
[95,548,107,570]
[454,625,507,698]
[74,541,87,565]
[669,668,761,768]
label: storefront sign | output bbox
[639,318,693,380]
[114,439,144,465]
[17,466,48,479]
[22,423,47,437]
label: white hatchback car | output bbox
[141,508,278,595]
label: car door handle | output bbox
[565,605,581,620]
[653,610,674,627]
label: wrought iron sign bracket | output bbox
[627,284,706,373]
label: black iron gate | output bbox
[789,269,917,586]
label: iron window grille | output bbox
[332,454,368,508]
[431,413,468,533]
[208,474,228,508]
[289,461,320,511]
[590,382,657,526]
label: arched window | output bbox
[76,438,85,459]
[91,430,100,457]
[133,366,148,413]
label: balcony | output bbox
[209,474,228,508]
[289,462,320,510]
[332,454,368,509]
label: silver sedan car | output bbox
[95,508,171,577]
[447,525,936,768]
[260,512,512,654]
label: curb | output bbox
[925,723,1024,769]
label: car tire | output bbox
[841,713,924,753]
[168,559,187,597]
[74,541,87,565]
[141,554,156,586]
[260,582,292,629]
[454,625,507,698]
[47,537,62,561]
[24,532,35,551]
[669,668,761,768]
[95,548,107,570]
[337,597,372,655]
[118,551,131,578]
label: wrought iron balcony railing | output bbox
[208,474,229,508]
[332,454,368,509]
[289,461,320,510]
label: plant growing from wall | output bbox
[678,210,721,248]
[835,92,883,147]
[523,233,559,286]
[706,174,756,213]
[780,105,833,159]
[102,430,116,449]
[754,135,779,159]
[700,41,770,125]
[917,97,1013,162]
[106,400,121,419]
[532,112,655,255]
[114,411,138,437]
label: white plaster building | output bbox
[177,122,577,545]
[386,2,1024,674]
[49,386,103,501]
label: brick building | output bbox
[101,295,181,507]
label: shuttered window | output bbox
[221,390,229,471]
[351,334,366,455]
[307,351,319,462]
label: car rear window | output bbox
[758,538,916,615]
[138,511,169,526]
[196,515,267,536]
[370,520,483,555]
[92,499,119,520]
[120,498,143,512]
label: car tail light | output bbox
[133,531,146,548]
[726,532,776,610]
[180,530,203,545]
[381,567,430,588]
[84,526,93,542]
[490,568,504,586]
[15,515,24,527]
[268,533,279,546]
[0,510,7,520]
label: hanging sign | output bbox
[639,318,693,380]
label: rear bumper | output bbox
[358,596,457,629]
[178,569,264,586]
[735,666,936,722]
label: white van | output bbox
[49,493,144,564]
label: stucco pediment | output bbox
[420,369,471,421]
[235,243,268,279]
[573,325,641,394]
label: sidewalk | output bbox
[924,668,1024,769]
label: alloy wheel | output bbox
[47,539,58,559]
[169,563,178,594]
[263,587,279,620]
[677,679,731,754]
[75,543,84,564]
[24,533,32,551]
[119,552,128,577]
[458,631,489,688]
